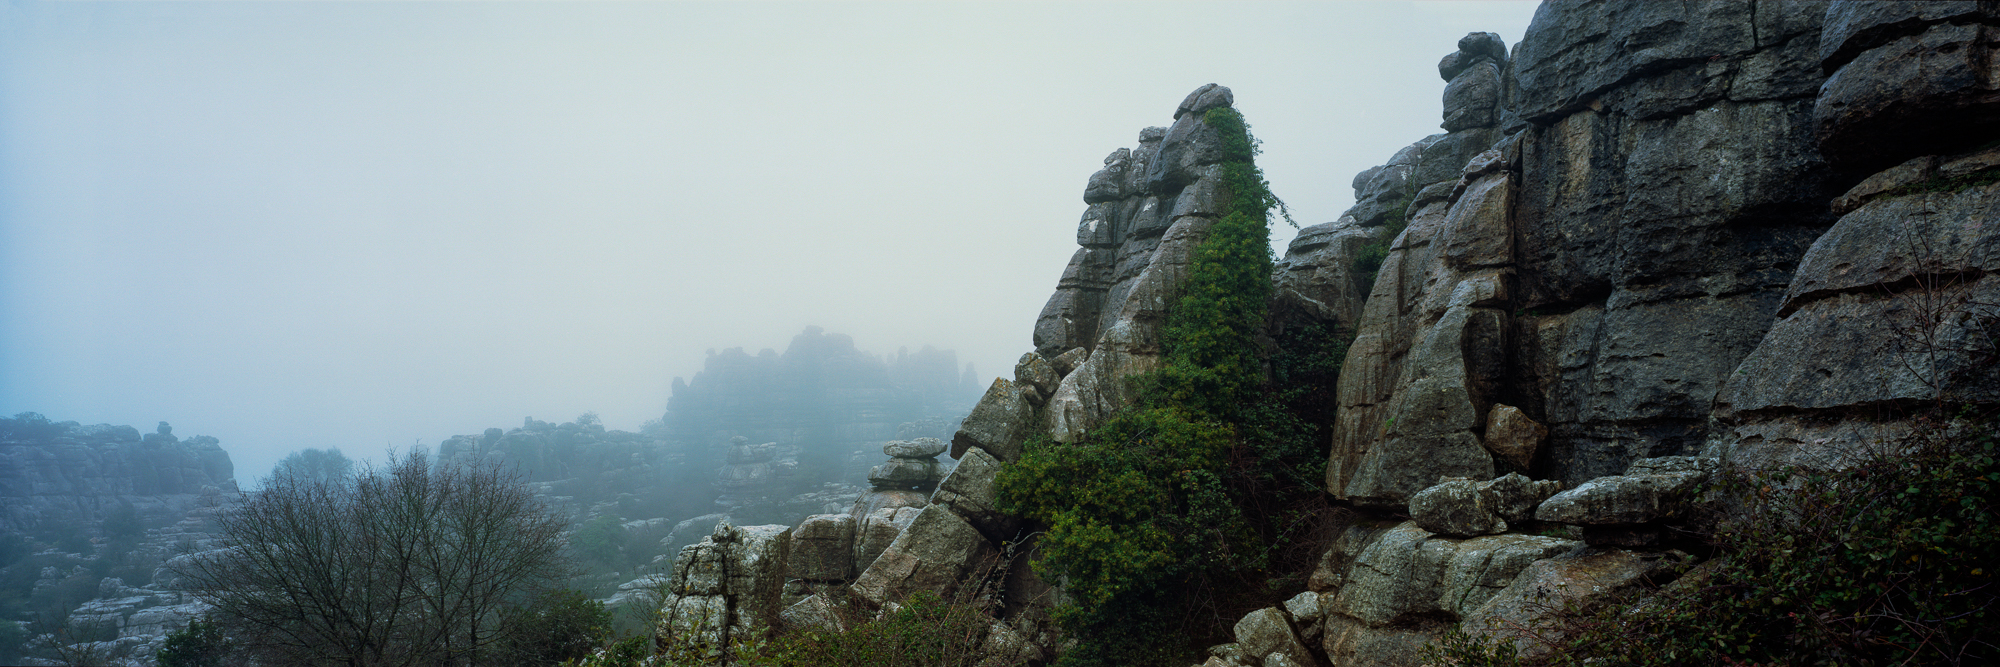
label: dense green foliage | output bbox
[572,515,632,571]
[156,619,238,667]
[494,589,614,667]
[1426,417,1999,666]
[995,107,1343,666]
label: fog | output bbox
[0,1,1538,486]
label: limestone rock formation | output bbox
[655,521,793,660]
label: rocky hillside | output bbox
[643,2,1999,666]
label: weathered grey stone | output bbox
[1145,113,1219,192]
[1459,31,1507,62]
[1442,60,1501,131]
[1013,352,1060,400]
[1482,472,1564,522]
[853,505,922,572]
[1083,148,1130,204]
[1273,219,1380,332]
[1348,137,1437,227]
[1176,82,1236,120]
[1535,457,1712,525]
[1320,615,1436,667]
[1234,607,1317,667]
[868,458,942,491]
[1338,302,1500,507]
[1830,155,1936,215]
[1940,145,2000,178]
[1816,21,2000,172]
[725,438,778,464]
[1511,0,1756,121]
[1412,127,1499,186]
[849,488,926,520]
[778,593,847,632]
[1328,522,1578,627]
[1439,173,1513,269]
[850,505,1000,607]
[1049,346,1088,377]
[1033,249,1112,357]
[1786,179,2000,311]
[1818,1,1987,72]
[929,447,1017,544]
[1408,473,1565,537]
[1410,479,1505,537]
[951,378,1038,462]
[1726,278,2000,416]
[980,620,1046,666]
[884,438,947,459]
[1460,549,1687,660]
[789,513,856,581]
[1076,202,1121,248]
[657,523,793,656]
[1483,404,1547,471]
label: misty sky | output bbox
[0,1,1539,485]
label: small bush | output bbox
[156,619,238,667]
[740,590,994,667]
[495,589,613,667]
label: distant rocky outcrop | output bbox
[1,414,241,666]
[1,417,236,534]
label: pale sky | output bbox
[0,0,1540,484]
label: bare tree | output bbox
[177,449,569,666]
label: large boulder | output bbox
[928,447,1018,544]
[1233,607,1319,667]
[849,505,1000,607]
[1535,457,1713,525]
[788,514,856,582]
[951,378,1039,462]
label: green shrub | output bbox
[739,590,993,667]
[495,589,614,667]
[1426,416,1999,666]
[156,619,238,667]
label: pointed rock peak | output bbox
[1173,83,1235,120]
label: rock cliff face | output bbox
[651,3,2000,665]
[1,417,237,535]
